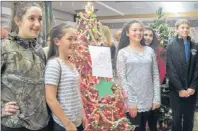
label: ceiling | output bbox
[1,1,198,27]
[52,2,198,15]
[52,1,198,23]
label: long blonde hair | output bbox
[102,25,113,46]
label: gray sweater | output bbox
[117,46,160,112]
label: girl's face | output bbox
[16,6,42,39]
[58,28,77,56]
[144,30,153,46]
[127,23,144,43]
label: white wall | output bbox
[53,9,74,25]
[1,1,75,27]
[1,7,12,29]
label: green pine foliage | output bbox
[149,7,174,47]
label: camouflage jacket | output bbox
[1,33,49,130]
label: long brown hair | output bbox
[118,20,144,53]
[142,27,160,53]
[47,23,73,60]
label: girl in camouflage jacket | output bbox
[1,2,49,131]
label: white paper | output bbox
[88,45,113,78]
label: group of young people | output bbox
[1,2,86,131]
[116,19,198,131]
[1,2,198,131]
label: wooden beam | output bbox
[97,12,198,20]
[55,17,67,21]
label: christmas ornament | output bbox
[72,1,135,131]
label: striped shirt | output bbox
[45,58,83,127]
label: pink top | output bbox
[156,47,167,84]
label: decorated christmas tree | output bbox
[72,1,135,131]
[149,7,175,47]
[149,7,173,131]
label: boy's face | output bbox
[176,23,190,39]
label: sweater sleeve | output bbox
[151,50,161,104]
[116,49,137,107]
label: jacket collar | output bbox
[176,35,191,44]
[8,32,37,49]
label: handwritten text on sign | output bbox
[88,46,113,78]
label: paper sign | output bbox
[88,46,113,78]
